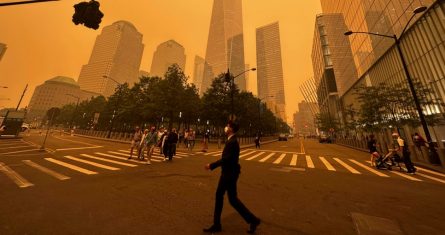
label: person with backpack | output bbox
[142,126,158,165]
[128,126,142,160]
[367,134,380,167]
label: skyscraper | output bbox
[256,22,286,121]
[150,40,186,78]
[78,21,144,97]
[201,0,246,93]
[192,56,205,95]
[319,0,435,79]
[0,43,6,61]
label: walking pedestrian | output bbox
[184,130,189,148]
[392,132,416,174]
[202,131,209,152]
[367,134,380,166]
[157,127,166,155]
[204,120,261,234]
[138,129,150,161]
[166,128,179,161]
[128,126,142,160]
[254,132,261,149]
[160,129,169,160]
[412,132,426,151]
[188,129,195,151]
[143,126,158,165]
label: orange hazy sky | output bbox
[0,0,321,123]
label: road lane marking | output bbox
[290,155,298,166]
[246,152,265,161]
[80,154,137,167]
[211,153,222,157]
[416,173,445,184]
[0,162,34,188]
[45,158,98,175]
[0,143,28,147]
[22,160,70,180]
[349,159,389,177]
[333,158,360,174]
[95,152,160,163]
[55,146,103,151]
[0,148,41,155]
[52,135,98,146]
[0,146,35,150]
[64,156,120,171]
[259,153,275,162]
[319,157,336,171]
[305,155,314,168]
[300,139,305,154]
[417,167,445,178]
[239,151,255,159]
[204,151,222,156]
[273,154,286,164]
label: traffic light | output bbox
[72,0,104,30]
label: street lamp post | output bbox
[102,75,123,138]
[345,6,440,165]
[225,68,257,118]
[66,94,80,129]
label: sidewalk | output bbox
[335,141,445,174]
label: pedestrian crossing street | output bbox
[203,149,445,185]
[0,150,194,189]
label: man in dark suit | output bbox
[204,121,261,234]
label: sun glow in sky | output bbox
[0,0,321,122]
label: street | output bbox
[1,132,445,235]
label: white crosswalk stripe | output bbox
[45,158,98,175]
[417,167,445,178]
[290,155,298,166]
[246,152,265,161]
[239,151,255,159]
[109,151,132,157]
[204,151,221,156]
[416,172,445,184]
[22,160,70,180]
[349,159,389,177]
[259,153,275,162]
[64,156,120,171]
[333,158,360,174]
[95,152,148,164]
[0,162,34,188]
[273,154,286,164]
[390,171,423,181]
[80,154,137,167]
[319,157,336,171]
[305,155,315,168]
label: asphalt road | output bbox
[1,132,445,235]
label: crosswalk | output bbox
[202,149,445,184]
[0,149,194,189]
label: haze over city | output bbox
[0,0,322,122]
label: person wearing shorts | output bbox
[128,126,142,160]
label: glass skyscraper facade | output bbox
[320,0,435,84]
[202,0,246,93]
[320,0,445,148]
[78,21,144,97]
[256,22,287,121]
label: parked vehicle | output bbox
[278,133,288,141]
[319,134,332,143]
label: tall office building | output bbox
[0,43,6,61]
[256,22,286,121]
[78,21,144,97]
[319,0,435,80]
[201,0,246,94]
[293,101,318,136]
[150,40,186,78]
[27,76,97,122]
[312,14,357,100]
[192,56,205,95]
